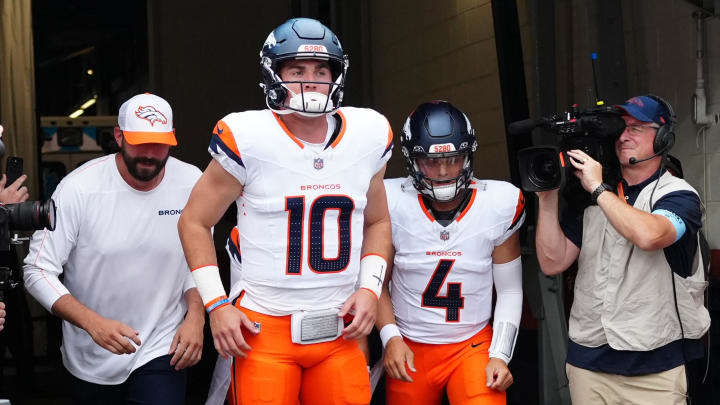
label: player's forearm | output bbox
[375,283,397,330]
[490,257,523,364]
[361,213,392,263]
[178,214,218,269]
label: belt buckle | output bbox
[290,309,343,345]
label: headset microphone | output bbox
[628,148,666,165]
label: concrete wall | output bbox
[369,0,511,180]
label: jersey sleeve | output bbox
[376,118,394,173]
[23,178,82,311]
[495,188,526,246]
[208,118,247,185]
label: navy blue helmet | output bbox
[401,101,477,202]
[259,18,348,116]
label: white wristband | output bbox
[359,254,387,299]
[379,323,401,348]
[190,265,228,307]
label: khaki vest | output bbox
[569,172,710,351]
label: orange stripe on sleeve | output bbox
[215,120,241,158]
[230,227,240,251]
[385,123,394,149]
[511,191,526,225]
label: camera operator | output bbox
[535,95,710,404]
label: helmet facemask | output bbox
[410,152,474,202]
[260,52,348,117]
[400,100,477,203]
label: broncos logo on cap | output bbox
[628,97,644,107]
[135,106,168,126]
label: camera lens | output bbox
[6,199,56,231]
[528,151,560,188]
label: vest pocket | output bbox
[671,273,710,338]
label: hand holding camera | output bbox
[566,149,603,193]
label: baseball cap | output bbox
[616,95,671,127]
[118,93,177,145]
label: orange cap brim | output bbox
[122,130,177,146]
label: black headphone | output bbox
[645,94,676,154]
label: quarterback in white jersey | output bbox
[179,18,392,405]
[23,93,204,404]
[376,102,525,405]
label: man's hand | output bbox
[486,357,513,391]
[85,315,142,355]
[209,305,259,359]
[169,314,204,370]
[384,336,416,382]
[0,174,29,204]
[566,149,603,193]
[0,302,6,332]
[339,289,377,340]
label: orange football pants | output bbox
[228,304,371,405]
[386,325,506,405]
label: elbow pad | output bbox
[489,256,523,364]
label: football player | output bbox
[178,18,392,405]
[377,101,525,405]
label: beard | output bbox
[120,145,169,182]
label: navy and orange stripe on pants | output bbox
[229,299,371,405]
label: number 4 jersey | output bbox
[209,107,393,315]
[384,177,525,344]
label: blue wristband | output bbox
[206,298,230,313]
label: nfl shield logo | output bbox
[440,230,450,241]
[313,158,324,170]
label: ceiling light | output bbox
[80,97,97,109]
[69,109,84,118]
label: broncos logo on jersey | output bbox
[135,106,168,126]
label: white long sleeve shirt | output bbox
[23,155,201,384]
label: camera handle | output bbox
[10,234,32,244]
[0,235,33,301]
[0,266,17,301]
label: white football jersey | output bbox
[210,108,392,315]
[385,177,525,344]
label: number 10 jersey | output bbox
[209,108,392,315]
